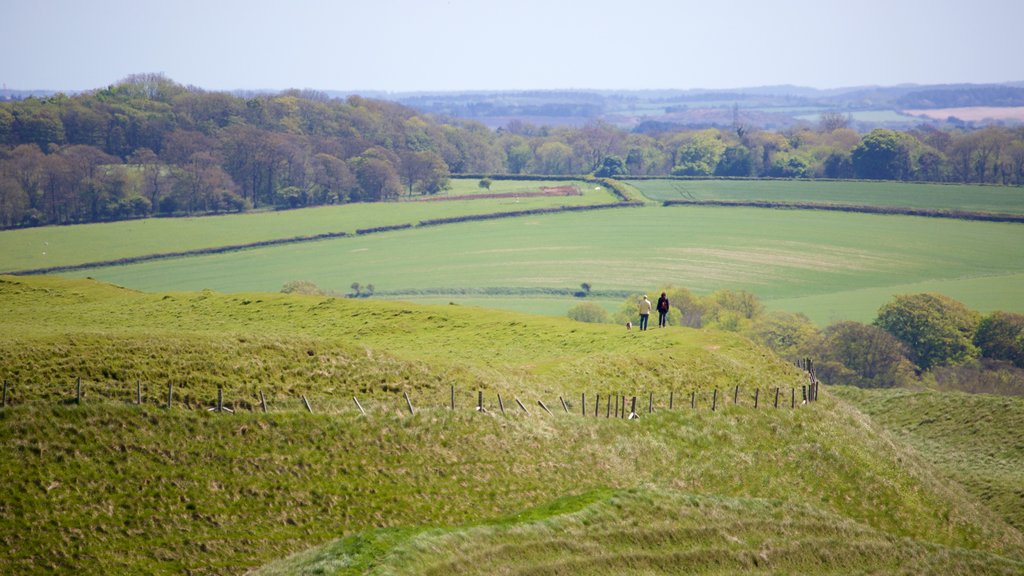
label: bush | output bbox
[806,321,916,388]
[749,311,819,359]
[874,293,980,370]
[974,311,1024,368]
[567,302,610,324]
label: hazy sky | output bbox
[2,0,1022,93]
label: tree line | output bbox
[570,290,1024,396]
[2,74,1024,228]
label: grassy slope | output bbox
[628,179,1024,215]
[256,490,1024,576]
[59,205,1024,324]
[0,275,798,403]
[0,179,609,273]
[833,387,1024,533]
[1,276,1023,574]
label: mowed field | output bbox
[4,178,1023,324]
[628,178,1024,215]
[0,179,607,273]
[57,204,1024,325]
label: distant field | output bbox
[63,205,1024,324]
[628,178,1024,214]
[794,110,918,123]
[905,106,1024,122]
[0,179,611,273]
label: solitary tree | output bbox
[478,178,492,191]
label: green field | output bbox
[0,179,611,273]
[59,204,1024,325]
[2,275,1023,574]
[628,178,1024,215]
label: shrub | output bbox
[567,302,610,324]
[874,293,980,370]
[974,311,1024,368]
[806,321,916,388]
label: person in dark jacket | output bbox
[656,292,670,328]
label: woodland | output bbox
[2,74,1024,228]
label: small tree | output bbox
[350,282,361,297]
[580,282,591,296]
[478,178,492,191]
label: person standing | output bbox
[657,292,670,328]
[638,294,652,331]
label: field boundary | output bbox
[662,199,1024,223]
[7,202,641,276]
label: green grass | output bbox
[832,386,1024,533]
[59,205,1024,325]
[628,179,1024,215]
[0,179,613,273]
[0,275,801,404]
[1,276,1023,574]
[257,489,1024,576]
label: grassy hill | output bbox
[1,276,1023,574]
[256,490,1024,576]
[834,387,1024,533]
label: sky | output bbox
[2,0,1022,93]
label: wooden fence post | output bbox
[559,395,569,413]
[669,390,673,410]
[478,390,485,412]
[538,399,552,415]
[774,387,780,409]
[515,397,529,415]
[733,385,739,405]
[691,391,695,409]
[167,383,173,409]
[217,385,223,412]
[136,380,142,405]
[614,395,619,418]
[629,396,638,419]
[581,392,586,416]
[302,395,313,413]
[498,392,505,415]
[353,396,366,416]
[260,390,268,413]
[595,394,600,417]
[648,392,654,414]
[404,392,415,415]
[76,377,82,404]
[791,387,795,409]
[451,385,455,410]
[802,385,807,405]
[606,394,611,418]
[754,388,760,409]
[712,389,718,412]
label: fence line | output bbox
[0,373,822,418]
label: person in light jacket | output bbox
[638,295,652,331]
